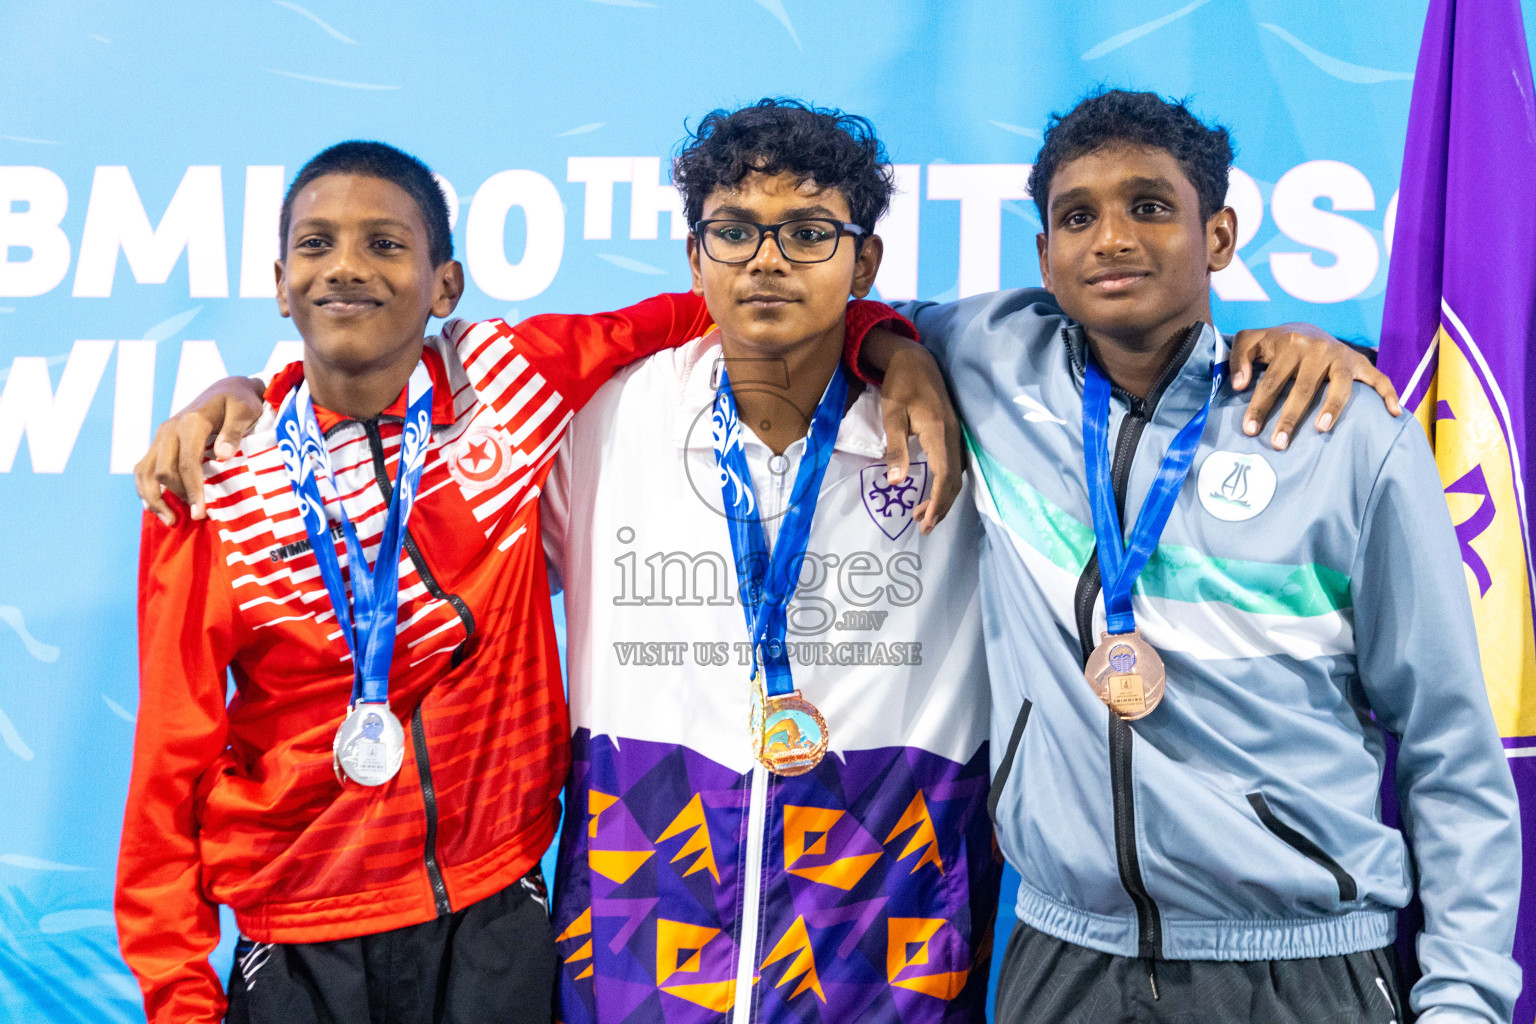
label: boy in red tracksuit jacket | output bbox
[118,140,718,1024]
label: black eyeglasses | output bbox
[692,218,866,265]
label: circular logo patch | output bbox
[1196,450,1276,522]
[448,425,515,493]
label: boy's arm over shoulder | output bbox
[444,292,714,418]
[117,505,241,1024]
[1350,415,1523,1022]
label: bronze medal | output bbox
[755,690,829,776]
[1084,630,1165,721]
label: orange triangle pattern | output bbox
[887,917,945,980]
[588,791,620,837]
[785,852,882,890]
[555,907,591,943]
[655,919,722,986]
[783,805,844,866]
[558,907,594,979]
[660,980,737,1012]
[656,794,721,883]
[892,970,970,999]
[589,848,653,884]
[760,915,826,1002]
[782,805,881,891]
[886,917,969,998]
[882,791,945,875]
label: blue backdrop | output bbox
[4,2,1534,1020]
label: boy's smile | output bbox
[1036,144,1235,373]
[276,173,462,416]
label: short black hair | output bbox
[279,140,453,265]
[1028,89,1233,229]
[673,98,895,235]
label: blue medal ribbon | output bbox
[277,364,435,707]
[1083,349,1223,636]
[713,364,849,698]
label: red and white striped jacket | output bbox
[118,293,714,1024]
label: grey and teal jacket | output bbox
[893,290,1521,1023]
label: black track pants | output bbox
[225,871,557,1024]
[995,921,1411,1024]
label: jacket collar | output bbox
[672,330,887,459]
[1062,319,1229,420]
[264,345,457,432]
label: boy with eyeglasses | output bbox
[543,98,997,1024]
[541,100,1394,1024]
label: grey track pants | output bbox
[995,922,1410,1024]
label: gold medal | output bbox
[755,690,829,776]
[1084,630,1165,721]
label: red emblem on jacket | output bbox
[449,425,515,491]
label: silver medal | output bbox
[332,702,406,786]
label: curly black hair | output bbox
[672,98,895,235]
[1027,89,1233,230]
[279,140,453,265]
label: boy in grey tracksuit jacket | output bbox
[877,90,1521,1023]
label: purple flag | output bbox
[1379,0,1536,1015]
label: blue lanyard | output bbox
[714,365,849,698]
[1083,352,1222,636]
[277,365,435,706]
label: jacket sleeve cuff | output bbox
[842,300,918,387]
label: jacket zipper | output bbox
[411,705,451,915]
[731,767,769,1024]
[729,442,797,1023]
[356,417,470,917]
[1068,324,1203,961]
